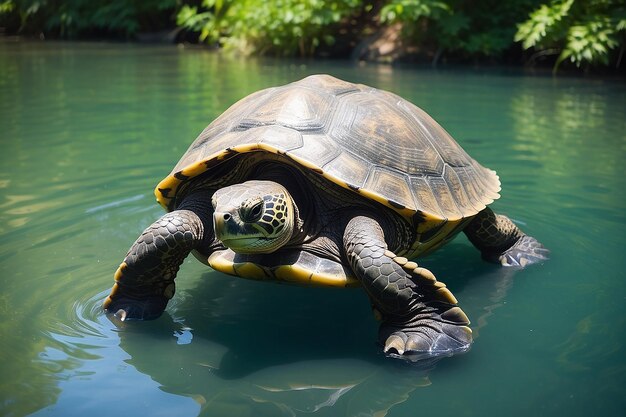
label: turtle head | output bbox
[212,180,295,254]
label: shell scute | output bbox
[427,174,464,220]
[321,150,371,191]
[330,92,443,177]
[157,74,501,221]
[298,74,360,95]
[256,125,304,150]
[288,133,341,168]
[238,86,335,132]
[442,166,475,217]
[398,100,472,168]
[454,167,485,212]
[192,88,273,151]
[408,176,442,217]
[364,167,415,211]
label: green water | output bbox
[1,42,625,417]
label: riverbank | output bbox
[3,36,624,81]
[1,0,624,74]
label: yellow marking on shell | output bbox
[274,264,313,284]
[153,144,450,222]
[207,250,359,287]
[180,163,210,179]
[207,253,236,276]
[235,143,265,152]
[154,176,183,209]
[233,262,267,280]
[280,148,428,223]
[358,188,414,221]
[405,218,466,258]
[114,262,127,281]
[102,283,119,309]
[274,264,359,287]
[311,271,359,287]
[395,206,419,220]
[284,152,326,172]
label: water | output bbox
[1,42,624,417]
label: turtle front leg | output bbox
[343,216,472,360]
[464,208,549,267]
[104,193,214,320]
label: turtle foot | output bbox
[103,293,168,321]
[498,235,549,267]
[380,305,472,362]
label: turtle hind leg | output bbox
[464,208,549,267]
[344,216,472,361]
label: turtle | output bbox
[103,74,548,360]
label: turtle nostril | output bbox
[223,213,232,221]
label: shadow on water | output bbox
[108,239,527,416]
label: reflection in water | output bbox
[108,260,520,417]
[509,78,625,220]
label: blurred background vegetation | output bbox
[1,0,624,72]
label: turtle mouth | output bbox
[221,237,266,245]
[220,237,276,254]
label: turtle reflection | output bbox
[112,247,518,416]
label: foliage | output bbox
[515,0,626,70]
[380,0,545,57]
[177,0,366,56]
[0,0,177,37]
[0,0,14,13]
[0,0,623,71]
[380,0,449,23]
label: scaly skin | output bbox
[103,193,214,320]
[103,180,547,362]
[464,208,549,267]
[343,216,472,359]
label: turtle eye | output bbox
[250,202,263,218]
[240,200,264,223]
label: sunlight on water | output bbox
[0,42,624,417]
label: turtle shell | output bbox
[156,74,500,222]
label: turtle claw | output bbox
[114,309,128,322]
[382,325,472,362]
[404,335,432,353]
[384,334,406,355]
[380,300,473,362]
[499,235,549,267]
[103,294,168,321]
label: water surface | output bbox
[1,42,625,417]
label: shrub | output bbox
[177,0,366,56]
[515,0,626,71]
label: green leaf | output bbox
[0,0,14,14]
[515,0,574,48]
